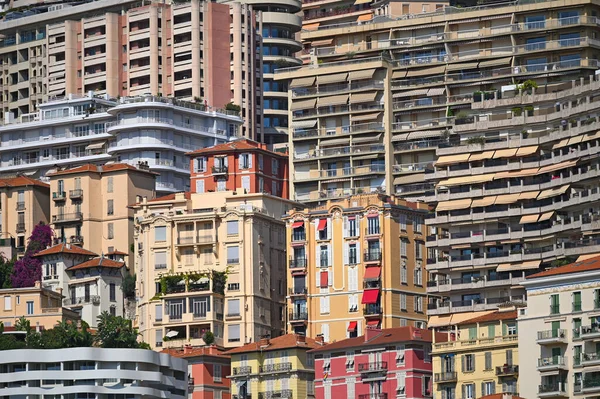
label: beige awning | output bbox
[303,22,320,31]
[519,191,539,200]
[311,38,334,47]
[352,134,382,144]
[428,315,454,328]
[349,69,376,81]
[354,0,371,4]
[537,184,570,200]
[393,89,428,98]
[291,98,317,111]
[538,211,555,222]
[520,214,540,224]
[290,119,317,129]
[497,260,540,272]
[552,138,570,149]
[407,66,446,77]
[516,146,538,156]
[583,131,600,142]
[494,193,521,205]
[320,138,350,146]
[318,94,348,107]
[428,88,446,96]
[469,151,495,162]
[352,91,378,103]
[495,167,540,179]
[392,133,410,141]
[472,196,496,207]
[352,112,381,122]
[537,159,578,175]
[478,57,513,68]
[394,173,424,185]
[318,73,348,85]
[438,173,495,187]
[435,153,471,166]
[408,130,444,140]
[568,135,584,145]
[446,62,479,71]
[436,199,472,212]
[493,148,518,159]
[85,142,106,150]
[68,276,99,285]
[428,311,494,328]
[357,14,373,22]
[578,253,600,261]
[290,76,315,88]
[392,70,408,79]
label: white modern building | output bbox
[0,93,243,194]
[0,347,189,398]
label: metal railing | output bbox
[232,366,252,376]
[259,363,292,373]
[69,189,83,199]
[289,311,308,321]
[537,329,566,340]
[288,287,307,295]
[52,212,83,223]
[64,295,100,306]
[212,166,228,174]
[537,356,565,367]
[258,390,293,399]
[364,250,382,262]
[16,223,25,232]
[289,257,307,268]
[358,361,388,372]
[53,191,66,200]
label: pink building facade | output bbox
[309,327,443,399]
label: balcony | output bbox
[16,223,25,233]
[364,250,382,262]
[582,352,600,367]
[176,235,215,246]
[577,325,600,340]
[363,305,382,316]
[583,377,600,393]
[212,165,228,175]
[427,296,526,315]
[63,295,101,306]
[495,365,518,377]
[538,382,568,397]
[232,366,252,376]
[288,287,307,296]
[258,390,293,399]
[15,201,25,211]
[537,329,567,344]
[52,212,83,224]
[291,231,306,242]
[289,257,307,270]
[434,372,457,383]
[537,356,567,371]
[53,191,66,201]
[70,235,84,245]
[259,362,292,373]
[358,361,388,373]
[433,335,518,353]
[289,311,308,322]
[69,189,83,200]
[358,395,388,399]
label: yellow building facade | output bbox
[285,194,429,342]
[430,310,520,399]
[226,333,320,399]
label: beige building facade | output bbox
[47,163,156,262]
[132,190,299,350]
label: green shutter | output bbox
[552,321,561,337]
[469,327,477,340]
[502,323,508,336]
[488,324,495,338]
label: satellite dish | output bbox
[166,330,179,338]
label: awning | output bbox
[472,196,496,207]
[320,271,328,288]
[291,119,317,129]
[364,266,381,281]
[583,131,600,142]
[495,167,540,179]
[446,62,479,71]
[435,153,471,166]
[537,184,570,200]
[552,138,569,149]
[436,199,472,212]
[347,321,358,332]
[497,260,541,272]
[392,70,408,79]
[353,134,382,144]
[352,91,378,103]
[318,94,348,107]
[408,130,444,140]
[516,146,538,156]
[428,88,446,96]
[478,57,513,68]
[303,23,320,31]
[568,135,584,145]
[68,276,98,285]
[352,112,381,123]
[578,253,600,261]
[320,137,350,146]
[519,214,540,224]
[292,221,304,229]
[291,98,317,111]
[317,219,327,231]
[362,289,380,304]
[354,0,371,4]
[311,38,334,47]
[290,76,315,88]
[538,211,555,222]
[367,320,380,327]
[394,173,424,185]
[519,191,539,200]
[469,151,495,162]
[427,315,453,328]
[357,14,373,22]
[85,142,105,150]
[493,193,521,205]
[393,89,428,98]
[406,66,446,77]
[493,148,518,158]
[349,69,376,81]
[438,173,495,187]
[318,73,348,85]
[537,159,578,175]
[428,311,494,328]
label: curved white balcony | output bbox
[262,12,302,29]
[107,138,213,155]
[105,116,230,139]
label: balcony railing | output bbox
[537,329,567,341]
[538,383,566,394]
[53,191,66,201]
[496,365,518,376]
[63,295,100,306]
[291,232,306,242]
[537,356,566,368]
[15,201,25,211]
[16,223,25,232]
[288,287,307,296]
[232,366,252,376]
[69,189,83,199]
[212,166,228,174]
[289,257,307,269]
[258,389,293,399]
[550,304,560,314]
[289,311,308,321]
[259,363,292,373]
[434,372,457,382]
[584,377,600,389]
[363,305,383,315]
[358,361,388,372]
[364,250,382,262]
[358,395,388,399]
[52,212,83,223]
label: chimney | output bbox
[365,327,382,342]
[296,334,306,345]
[34,280,41,289]
[315,334,325,345]
[184,344,193,355]
[56,287,63,297]
[259,336,270,348]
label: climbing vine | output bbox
[155,268,230,297]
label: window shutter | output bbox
[327,244,332,266]
[223,156,229,167]
[327,218,332,239]
[315,219,319,237]
[248,154,253,169]
[194,158,199,172]
[473,384,476,399]
[506,350,513,365]
[461,356,465,372]
[462,384,466,399]
[316,245,320,268]
[238,155,243,169]
[316,271,320,288]
[328,269,332,286]
[343,217,348,237]
[472,354,476,370]
[356,241,361,259]
[481,382,485,396]
[491,382,496,394]
[343,243,349,265]
[485,352,491,370]
[502,323,508,336]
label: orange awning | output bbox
[303,22,320,31]
[292,221,304,229]
[357,14,373,22]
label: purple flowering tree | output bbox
[11,222,54,288]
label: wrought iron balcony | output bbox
[64,295,100,306]
[16,222,25,232]
[496,365,518,376]
[289,311,308,322]
[52,212,83,223]
[288,287,307,296]
[232,366,252,376]
[358,361,387,373]
[258,389,293,399]
[212,165,228,174]
[53,191,66,201]
[434,371,457,382]
[69,189,83,199]
[289,257,307,269]
[364,250,382,262]
[15,201,25,211]
[259,362,292,373]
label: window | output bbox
[213,364,222,382]
[217,179,226,192]
[228,324,240,342]
[396,345,405,365]
[400,213,407,230]
[348,243,358,264]
[272,158,279,175]
[195,179,205,193]
[400,293,407,310]
[346,351,355,370]
[154,251,167,269]
[107,200,114,215]
[307,381,315,395]
[26,301,34,315]
[463,383,475,399]
[505,349,513,365]
[401,239,408,256]
[320,296,330,314]
[194,157,206,172]
[415,242,422,259]
[258,154,264,170]
[241,176,250,192]
[348,267,358,291]
[227,299,240,316]
[155,304,162,321]
[550,294,560,314]
[348,294,358,312]
[109,283,116,301]
[107,223,114,239]
[239,153,251,169]
[227,220,239,235]
[155,226,167,242]
[321,323,330,342]
[227,246,239,264]
[462,354,475,372]
[414,295,423,312]
[573,291,582,311]
[367,216,380,235]
[482,381,495,395]
[484,352,492,370]
[107,177,113,193]
[396,372,406,395]
[401,265,407,284]
[228,283,240,291]
[413,267,422,285]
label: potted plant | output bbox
[473,91,483,102]
[524,105,534,117]
[467,136,485,147]
[511,107,523,117]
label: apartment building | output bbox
[163,345,232,399]
[133,190,299,350]
[430,310,520,399]
[0,0,266,138]
[226,333,320,399]
[188,138,289,198]
[47,163,155,259]
[0,283,80,329]
[285,194,429,342]
[310,326,439,399]
[0,347,189,398]
[519,255,600,398]
[0,176,49,254]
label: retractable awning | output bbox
[519,214,540,224]
[436,199,472,212]
[362,289,380,304]
[290,76,315,88]
[292,221,304,229]
[318,73,348,85]
[347,321,358,332]
[364,267,381,281]
[349,69,376,81]
[317,219,327,231]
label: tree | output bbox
[95,311,148,349]
[224,102,241,113]
[0,255,14,289]
[12,222,54,288]
[122,274,136,300]
[38,320,93,349]
[202,330,214,346]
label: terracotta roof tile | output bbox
[34,244,98,258]
[0,176,49,189]
[106,249,128,256]
[47,163,156,176]
[457,310,518,325]
[309,327,447,354]
[162,346,230,359]
[147,192,191,203]
[67,257,125,271]
[186,139,286,157]
[224,334,322,355]
[527,255,600,279]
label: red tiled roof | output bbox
[308,327,446,354]
[147,192,191,203]
[224,334,322,355]
[0,176,49,189]
[457,310,518,325]
[47,163,156,176]
[67,257,125,271]
[34,243,98,258]
[527,255,600,279]
[106,249,128,256]
[186,139,287,157]
[162,346,230,359]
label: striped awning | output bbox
[349,69,376,81]
[291,98,316,111]
[290,76,315,88]
[318,73,348,85]
[290,119,317,129]
[352,91,378,103]
[318,94,349,107]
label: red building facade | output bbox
[163,346,231,399]
[186,139,289,198]
[309,327,444,399]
